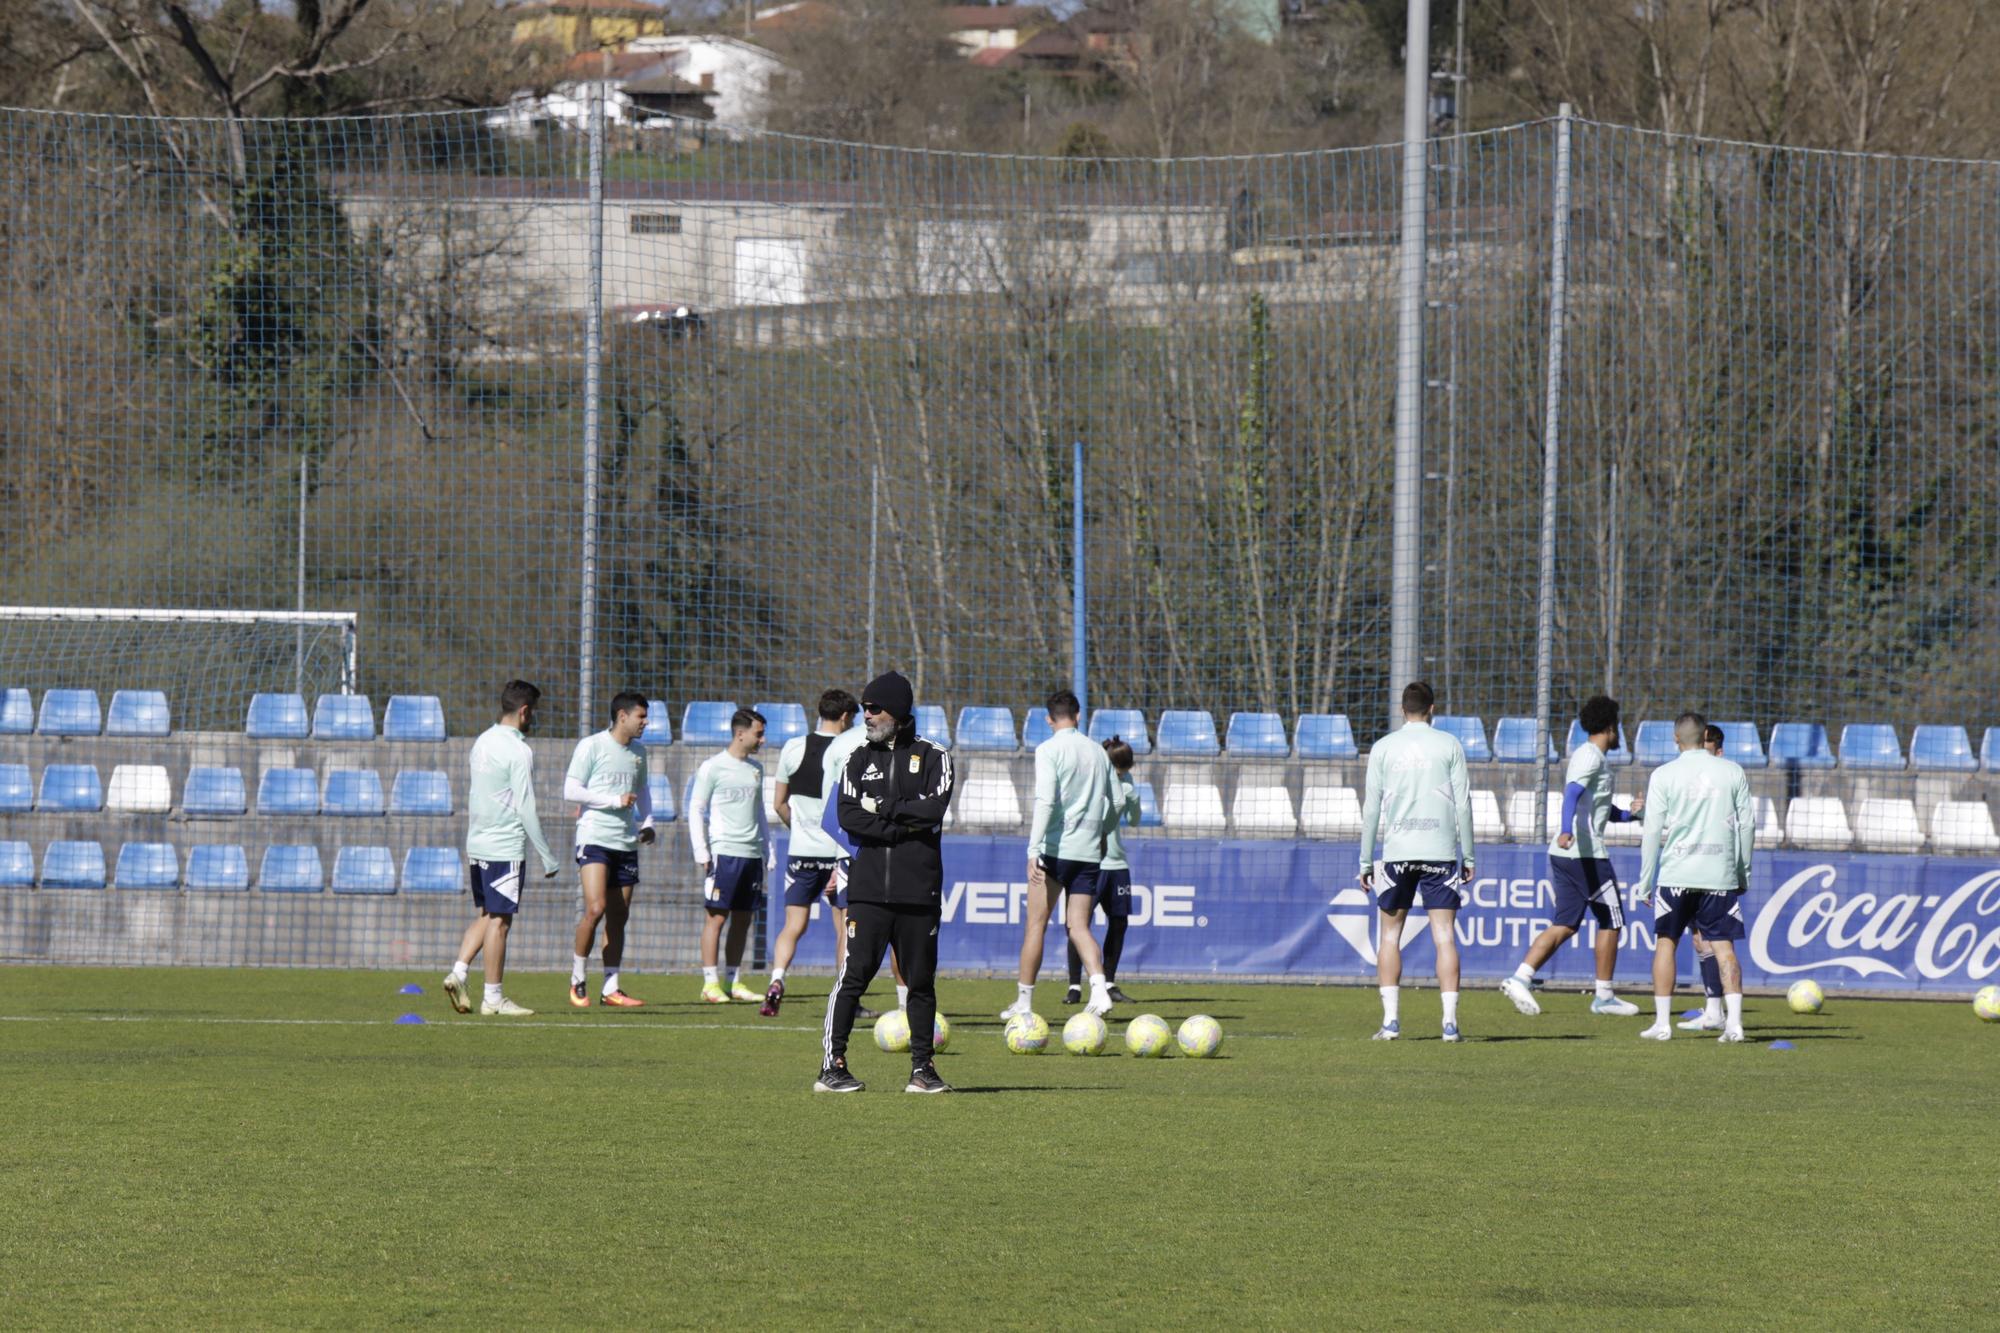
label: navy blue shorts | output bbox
[469,859,523,917]
[783,857,839,909]
[703,855,763,913]
[1093,867,1132,918]
[1548,856,1623,931]
[576,844,639,888]
[1040,855,1102,900]
[1654,887,1745,942]
[1376,861,1463,913]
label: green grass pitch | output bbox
[3,968,1995,1328]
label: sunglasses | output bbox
[862,703,886,714]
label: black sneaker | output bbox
[1064,985,1083,1006]
[904,1062,952,1094]
[1105,984,1136,1005]
[812,1060,864,1094]
[855,1004,880,1022]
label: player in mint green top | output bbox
[1357,682,1476,1042]
[688,708,770,1003]
[1633,712,1755,1043]
[563,692,656,1010]
[1005,689,1119,1024]
[445,680,559,1018]
[1066,735,1143,1006]
[763,688,860,1017]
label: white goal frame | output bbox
[0,606,359,696]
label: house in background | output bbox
[624,34,793,128]
[509,0,669,55]
[484,49,716,134]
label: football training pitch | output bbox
[3,968,1993,1329]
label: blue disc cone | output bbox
[399,983,424,995]
[395,1013,427,1025]
[1768,1039,1795,1051]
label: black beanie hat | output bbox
[861,671,914,725]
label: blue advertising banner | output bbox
[764,836,2000,993]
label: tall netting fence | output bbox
[0,104,1995,976]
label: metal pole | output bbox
[865,465,880,679]
[295,452,307,696]
[1389,0,1431,732]
[1072,439,1087,724]
[578,83,606,737]
[1532,104,1576,843]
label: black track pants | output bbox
[823,901,941,1066]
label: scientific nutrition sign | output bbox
[768,836,2000,994]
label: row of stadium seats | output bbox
[0,841,464,892]
[0,763,460,817]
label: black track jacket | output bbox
[836,722,955,907]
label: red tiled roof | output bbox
[555,50,669,81]
[940,4,1039,28]
[515,0,666,15]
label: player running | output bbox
[564,691,656,1009]
[688,708,770,1003]
[1633,712,1755,1043]
[1500,695,1643,1018]
[1066,734,1142,1006]
[763,688,859,1017]
[1358,681,1476,1042]
[1679,722,1735,1031]
[1002,689,1118,1024]
[444,680,561,1017]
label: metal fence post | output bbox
[1533,105,1576,841]
[866,464,880,679]
[1072,439,1087,725]
[578,84,606,736]
[1389,0,1431,732]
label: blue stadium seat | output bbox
[1911,725,1978,773]
[312,693,375,741]
[755,702,809,749]
[0,764,31,814]
[382,695,446,742]
[1563,719,1634,764]
[256,767,319,816]
[401,847,463,894]
[246,692,309,739]
[37,764,102,813]
[956,707,1017,752]
[332,845,397,895]
[259,845,324,893]
[37,689,101,736]
[1717,722,1766,769]
[1986,728,2000,773]
[42,840,106,889]
[1295,714,1359,761]
[1769,723,1836,770]
[1023,708,1054,747]
[389,769,451,816]
[1087,709,1151,754]
[680,701,737,747]
[646,773,677,822]
[640,699,672,745]
[1496,718,1556,764]
[0,688,31,734]
[915,705,951,748]
[1155,710,1219,757]
[183,766,248,817]
[323,769,386,817]
[1134,779,1163,827]
[105,689,170,738]
[114,842,180,890]
[0,841,34,887]
[1435,715,1491,763]
[1633,721,1678,766]
[1225,712,1288,758]
[185,845,250,892]
[1838,723,1902,771]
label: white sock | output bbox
[1379,985,1399,1024]
[771,967,786,985]
[896,984,909,1009]
[1724,992,1743,1026]
[602,971,620,997]
[1090,973,1108,992]
[703,966,719,985]
[483,982,503,1006]
[571,954,587,986]
[1655,996,1671,1024]
[1595,979,1615,1000]
[728,966,741,988]
[1441,990,1459,1024]
[1705,998,1724,1022]
[1512,963,1534,984]
[448,961,467,983]
[1017,982,1034,1007]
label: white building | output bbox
[626,35,792,130]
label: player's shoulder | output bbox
[913,735,949,758]
[1568,743,1604,773]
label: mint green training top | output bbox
[465,723,559,876]
[1358,719,1476,870]
[1634,748,1753,896]
[1101,770,1141,871]
[1028,726,1115,863]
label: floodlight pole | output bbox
[1532,104,1576,842]
[1389,0,1430,732]
[578,81,606,737]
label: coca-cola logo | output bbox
[1750,865,2000,981]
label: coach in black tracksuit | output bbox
[815,670,956,1094]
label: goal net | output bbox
[0,608,357,732]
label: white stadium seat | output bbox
[1300,786,1362,840]
[1931,801,2000,854]
[954,765,1023,830]
[1753,795,1783,846]
[1504,790,1562,842]
[1230,781,1296,834]
[1604,795,1644,844]
[106,764,172,815]
[1786,796,1854,850]
[1853,798,1925,853]
[1471,790,1505,844]
[1162,779,1226,834]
